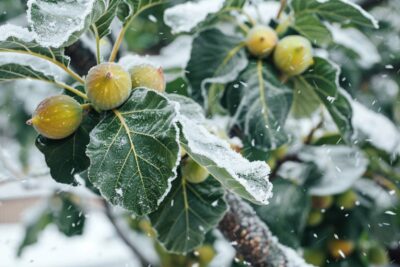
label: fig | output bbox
[312,196,333,209]
[303,248,326,266]
[182,158,209,184]
[273,35,314,76]
[130,64,166,92]
[327,239,355,259]
[336,190,357,210]
[368,245,389,265]
[27,95,82,140]
[246,25,278,58]
[85,63,131,110]
[307,210,323,226]
[196,245,215,265]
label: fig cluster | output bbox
[245,24,314,76]
[27,62,166,140]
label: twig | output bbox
[103,200,151,267]
[270,154,302,180]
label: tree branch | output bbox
[219,193,312,267]
[103,200,151,267]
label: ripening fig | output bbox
[246,25,278,58]
[85,63,132,110]
[130,64,166,92]
[307,210,323,227]
[312,196,334,209]
[303,248,326,266]
[273,35,314,76]
[196,245,215,265]
[327,239,355,259]
[27,95,83,140]
[182,158,209,184]
[368,245,389,265]
[336,190,358,210]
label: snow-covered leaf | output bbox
[36,111,100,185]
[172,95,272,205]
[0,24,70,67]
[27,0,107,47]
[291,0,378,29]
[117,0,163,25]
[186,28,248,106]
[0,63,56,83]
[94,0,122,38]
[300,145,368,196]
[225,62,293,150]
[87,89,180,215]
[149,176,227,253]
[295,57,353,141]
[352,101,400,155]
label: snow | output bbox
[352,101,400,155]
[26,0,102,48]
[164,0,225,34]
[244,1,280,25]
[0,24,36,42]
[329,25,380,68]
[279,244,316,267]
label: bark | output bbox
[219,193,312,267]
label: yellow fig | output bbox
[182,158,209,184]
[327,239,355,259]
[273,35,314,76]
[85,63,131,110]
[246,25,278,58]
[27,95,82,139]
[130,64,166,92]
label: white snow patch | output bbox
[0,24,36,42]
[352,101,400,154]
[244,1,280,25]
[164,0,225,34]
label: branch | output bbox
[219,193,313,267]
[103,200,151,267]
[270,154,302,180]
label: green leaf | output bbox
[171,95,272,205]
[291,73,321,118]
[292,13,332,46]
[149,176,227,253]
[295,57,353,141]
[299,145,368,195]
[27,0,107,47]
[94,0,122,38]
[186,28,248,105]
[291,0,378,29]
[225,61,293,151]
[117,0,164,24]
[87,89,180,215]
[0,63,56,83]
[255,179,311,248]
[36,111,101,185]
[0,25,70,67]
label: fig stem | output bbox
[276,0,287,19]
[109,1,165,62]
[91,25,101,64]
[55,81,88,100]
[81,103,92,110]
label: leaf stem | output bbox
[91,25,101,64]
[109,2,165,62]
[54,81,88,100]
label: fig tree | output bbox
[336,190,358,210]
[245,25,278,58]
[27,95,83,140]
[327,239,355,259]
[130,64,166,92]
[85,63,132,110]
[273,35,314,76]
[182,158,209,184]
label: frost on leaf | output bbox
[27,0,106,48]
[164,0,224,34]
[87,89,180,215]
[171,94,272,205]
[299,145,368,196]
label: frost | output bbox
[300,145,368,196]
[352,101,400,155]
[329,25,380,68]
[164,0,225,34]
[178,115,272,205]
[279,245,315,267]
[0,24,36,42]
[244,1,280,25]
[27,0,104,47]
